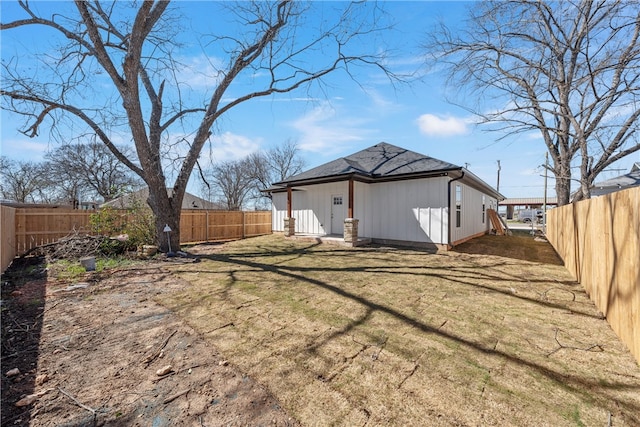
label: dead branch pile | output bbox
[21,231,109,261]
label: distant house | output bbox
[590,163,640,197]
[101,187,223,210]
[267,142,504,249]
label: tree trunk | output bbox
[147,186,181,253]
[555,174,572,206]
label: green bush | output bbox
[90,206,123,236]
[90,200,155,252]
[124,199,156,249]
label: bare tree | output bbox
[427,0,640,204]
[0,157,49,203]
[208,159,255,210]
[247,139,306,207]
[1,1,396,251]
[44,142,142,203]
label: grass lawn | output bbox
[159,234,640,426]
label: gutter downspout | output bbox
[447,171,465,249]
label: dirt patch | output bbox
[1,256,297,426]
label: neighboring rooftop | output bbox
[101,188,223,210]
[501,197,558,206]
[591,162,640,197]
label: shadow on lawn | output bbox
[187,244,640,423]
[453,233,564,265]
[192,243,595,320]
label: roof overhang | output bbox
[265,169,461,193]
[264,167,504,200]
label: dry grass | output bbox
[159,234,640,426]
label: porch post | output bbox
[348,177,354,218]
[284,186,295,237]
[344,177,359,245]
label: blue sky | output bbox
[2,1,638,200]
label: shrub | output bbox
[89,200,155,252]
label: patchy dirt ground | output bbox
[1,255,297,427]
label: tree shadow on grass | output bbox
[187,247,640,424]
[453,233,564,266]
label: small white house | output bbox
[267,142,504,249]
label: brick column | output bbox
[284,217,295,237]
[343,218,359,244]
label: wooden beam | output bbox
[348,178,354,218]
[287,187,292,218]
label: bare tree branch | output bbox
[2,1,400,250]
[427,0,640,204]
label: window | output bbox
[333,196,343,205]
[455,184,462,228]
[482,195,486,223]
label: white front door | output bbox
[331,194,345,235]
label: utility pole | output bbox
[496,160,501,214]
[543,152,548,234]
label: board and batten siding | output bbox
[272,182,349,235]
[355,177,450,245]
[272,177,495,246]
[449,181,496,245]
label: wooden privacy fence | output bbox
[1,205,17,274]
[1,207,272,273]
[180,209,272,243]
[546,187,640,363]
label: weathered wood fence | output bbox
[546,187,640,363]
[1,205,17,275]
[1,207,272,273]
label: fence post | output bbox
[242,211,245,239]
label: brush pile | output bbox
[20,231,113,261]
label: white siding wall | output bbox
[449,182,497,244]
[272,192,287,231]
[272,177,497,246]
[271,182,349,234]
[355,177,450,244]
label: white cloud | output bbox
[289,102,373,154]
[160,131,261,177]
[207,132,261,163]
[0,138,49,161]
[174,54,224,90]
[416,114,469,137]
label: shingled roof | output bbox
[274,142,460,186]
[101,187,224,210]
[591,162,640,196]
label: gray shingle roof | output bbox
[275,142,460,185]
[101,187,224,210]
[583,163,640,197]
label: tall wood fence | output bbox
[546,187,640,363]
[1,205,17,274]
[1,207,272,273]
